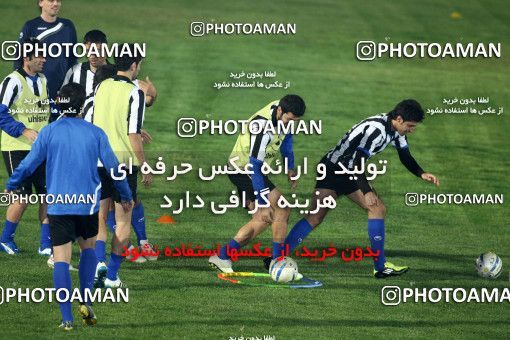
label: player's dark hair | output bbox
[279,94,306,117]
[57,83,86,117]
[388,99,424,122]
[83,30,108,44]
[22,37,43,59]
[114,43,143,71]
[93,64,117,88]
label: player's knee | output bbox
[379,203,387,216]
[246,200,255,211]
[253,213,273,225]
[368,203,386,217]
[273,206,290,223]
[79,237,96,250]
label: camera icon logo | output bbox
[356,41,376,61]
[405,193,419,207]
[2,41,21,61]
[177,118,198,138]
[190,22,206,37]
[381,286,401,306]
[0,193,12,207]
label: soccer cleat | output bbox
[0,241,20,255]
[140,242,158,261]
[78,304,97,326]
[373,262,409,278]
[93,262,107,288]
[125,244,147,263]
[47,255,78,271]
[208,254,234,273]
[104,276,126,288]
[38,246,52,256]
[58,321,74,331]
[294,272,304,281]
[263,256,272,270]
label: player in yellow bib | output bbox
[209,95,306,275]
[90,44,151,288]
[0,38,51,255]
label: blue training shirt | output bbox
[15,17,77,100]
[7,117,132,215]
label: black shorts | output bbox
[98,166,137,203]
[48,213,99,247]
[3,151,46,195]
[228,173,275,204]
[315,157,362,196]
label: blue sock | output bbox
[79,248,97,305]
[1,220,18,243]
[368,218,386,271]
[53,262,73,322]
[131,203,147,245]
[106,210,116,233]
[106,252,123,281]
[40,223,51,248]
[284,218,313,253]
[219,239,240,260]
[272,242,287,259]
[95,240,106,263]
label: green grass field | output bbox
[0,0,509,338]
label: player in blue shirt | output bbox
[15,0,77,114]
[6,83,133,330]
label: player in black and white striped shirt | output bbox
[282,99,440,278]
[63,29,157,109]
[0,38,52,257]
[82,64,157,124]
[61,30,108,97]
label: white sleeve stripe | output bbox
[0,76,21,108]
[83,96,94,122]
[365,129,385,154]
[62,66,74,87]
[128,88,144,134]
[250,133,272,161]
[358,126,376,148]
[36,22,64,40]
[72,64,80,83]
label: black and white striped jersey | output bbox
[0,68,49,108]
[82,78,145,122]
[82,94,94,122]
[325,114,408,169]
[83,75,145,132]
[61,61,95,96]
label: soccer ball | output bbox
[269,256,299,283]
[475,252,502,279]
